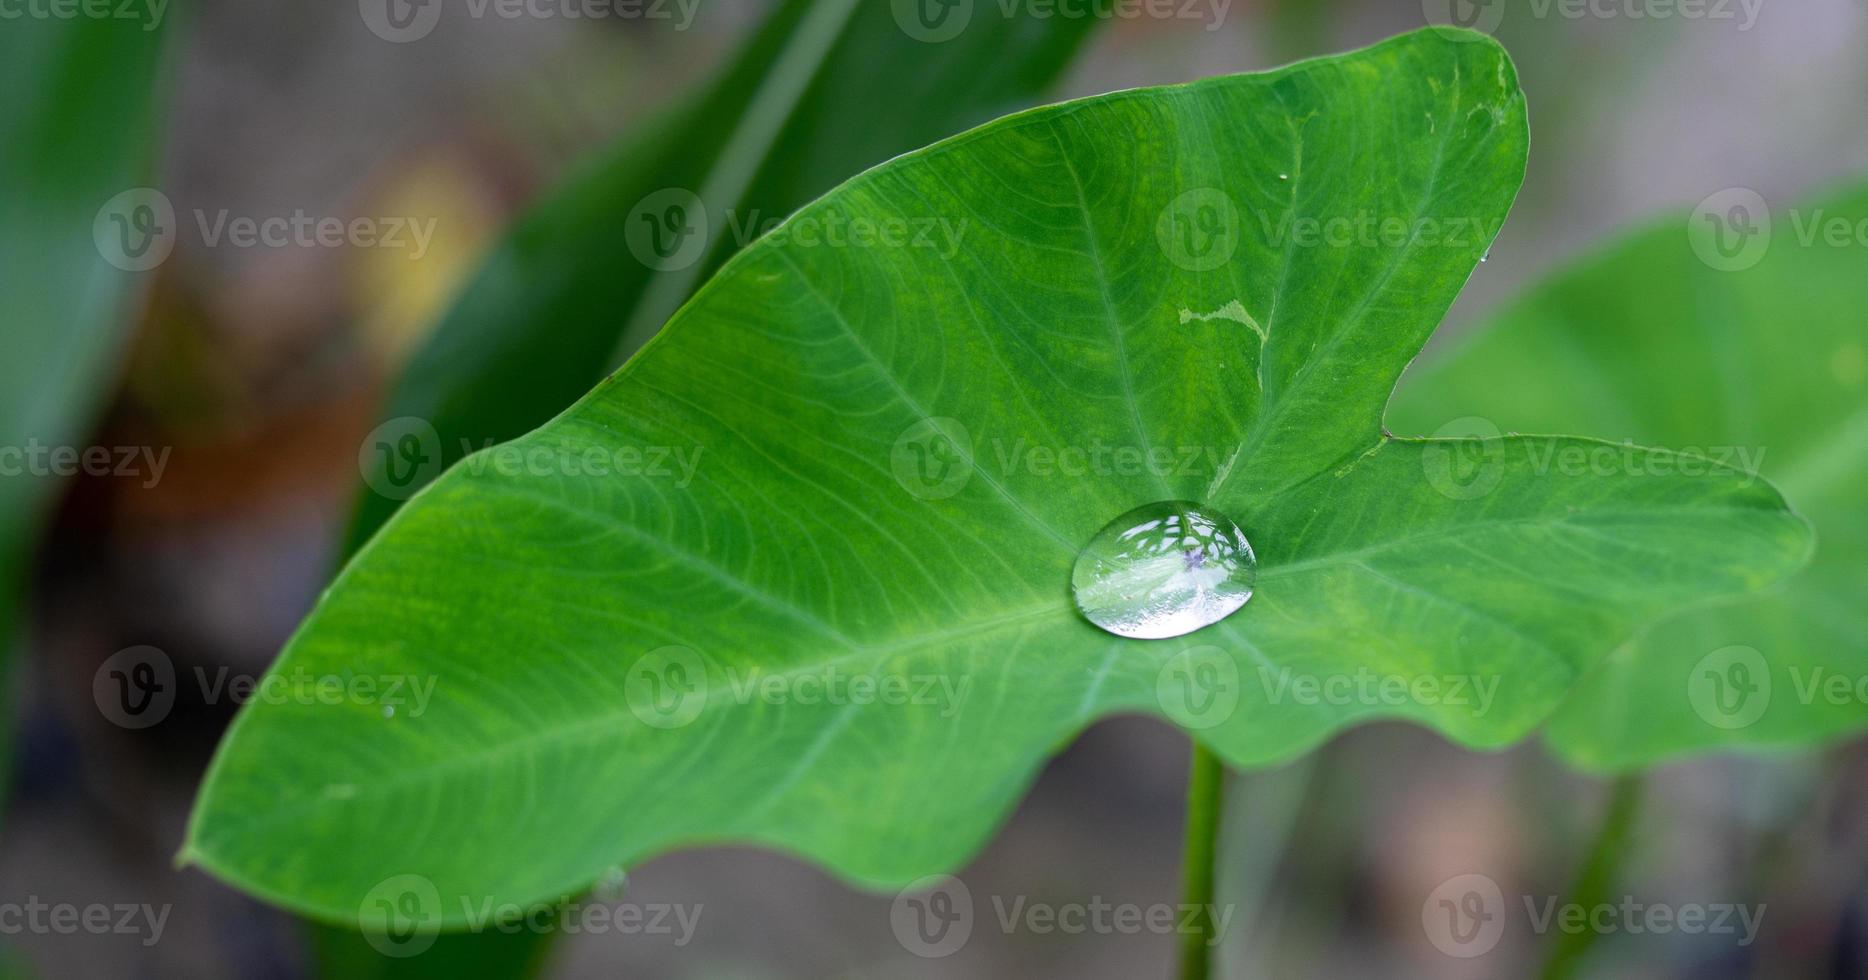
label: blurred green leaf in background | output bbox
[0,2,176,803]
[1392,180,1868,770]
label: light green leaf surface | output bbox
[1390,182,1865,771]
[344,0,1098,551]
[188,30,1809,925]
[0,7,174,797]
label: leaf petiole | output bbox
[1179,739,1227,980]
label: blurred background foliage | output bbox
[4,0,1868,977]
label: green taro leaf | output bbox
[345,0,1098,551]
[188,29,1810,925]
[1389,182,1866,771]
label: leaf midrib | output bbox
[1208,58,1473,510]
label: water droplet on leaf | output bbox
[1071,500,1256,640]
[594,866,629,900]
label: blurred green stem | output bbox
[1179,740,1226,980]
[1538,774,1644,980]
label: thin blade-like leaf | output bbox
[344,0,1100,551]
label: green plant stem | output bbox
[1179,739,1226,980]
[1538,774,1644,980]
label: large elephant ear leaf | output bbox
[1390,181,1863,771]
[186,28,1809,926]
